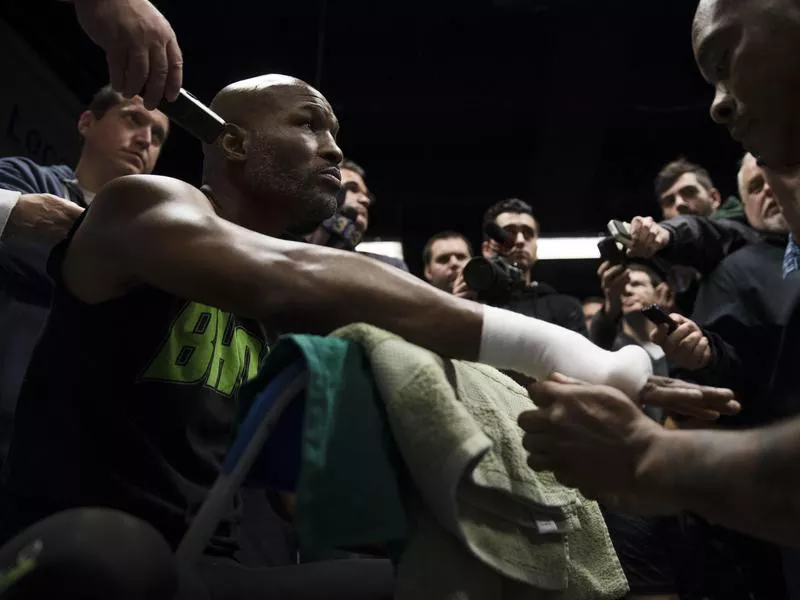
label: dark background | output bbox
[2,0,744,297]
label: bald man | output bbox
[519,0,800,551]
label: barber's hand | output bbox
[598,261,629,317]
[452,272,477,300]
[651,314,711,371]
[6,194,84,244]
[73,0,183,109]
[628,216,670,259]
[520,374,679,514]
[638,375,739,420]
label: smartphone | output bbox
[641,304,679,334]
[158,88,226,144]
[607,220,632,247]
[597,237,627,266]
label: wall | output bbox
[0,18,81,165]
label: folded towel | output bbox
[241,324,628,599]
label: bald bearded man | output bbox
[519,0,800,551]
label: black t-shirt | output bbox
[2,226,268,555]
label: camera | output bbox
[462,255,526,305]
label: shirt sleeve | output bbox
[0,189,21,241]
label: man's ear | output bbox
[423,265,432,282]
[710,187,722,209]
[219,123,249,162]
[77,110,94,138]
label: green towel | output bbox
[243,334,409,554]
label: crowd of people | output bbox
[2,0,800,598]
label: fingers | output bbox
[106,49,127,95]
[164,36,183,102]
[640,378,741,419]
[142,43,169,110]
[123,47,150,99]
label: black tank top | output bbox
[2,217,268,554]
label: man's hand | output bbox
[651,314,711,371]
[6,194,84,244]
[627,216,670,258]
[638,375,739,420]
[598,260,629,317]
[452,272,477,300]
[519,374,680,513]
[73,0,183,109]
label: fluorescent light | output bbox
[356,241,405,261]
[536,237,603,260]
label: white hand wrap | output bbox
[479,305,652,399]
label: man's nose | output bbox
[710,84,736,125]
[131,127,153,149]
[674,196,691,213]
[514,232,526,246]
[320,132,344,165]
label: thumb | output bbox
[549,372,586,385]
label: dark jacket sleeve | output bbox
[675,260,783,415]
[0,158,64,306]
[589,308,620,350]
[659,216,760,275]
[557,295,588,337]
[0,157,60,194]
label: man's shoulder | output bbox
[91,175,205,214]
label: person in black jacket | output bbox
[453,198,587,335]
[658,153,794,424]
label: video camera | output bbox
[462,222,527,306]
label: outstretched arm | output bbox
[69,175,736,415]
[521,378,800,546]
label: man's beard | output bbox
[243,136,337,234]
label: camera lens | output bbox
[463,258,497,292]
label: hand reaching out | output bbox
[627,216,671,259]
[651,314,711,371]
[73,0,183,109]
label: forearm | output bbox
[268,244,484,361]
[643,422,800,546]
[660,217,756,274]
[262,246,650,396]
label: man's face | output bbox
[341,168,371,233]
[694,0,800,167]
[659,172,720,219]
[243,85,343,233]
[739,153,789,233]
[621,269,657,315]
[79,97,169,177]
[425,237,472,292]
[582,300,603,332]
[485,212,538,272]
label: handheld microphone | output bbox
[158,89,226,144]
[483,222,514,248]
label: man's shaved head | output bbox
[692,0,800,167]
[203,74,343,236]
[210,75,318,128]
